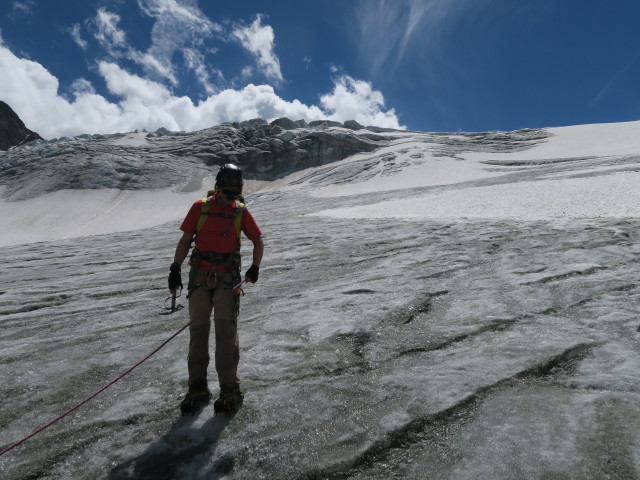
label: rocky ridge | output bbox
[0,116,550,201]
[0,101,42,151]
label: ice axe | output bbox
[160,288,184,315]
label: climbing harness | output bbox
[187,251,242,295]
[0,279,248,456]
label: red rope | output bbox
[0,280,247,456]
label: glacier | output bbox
[1,120,640,479]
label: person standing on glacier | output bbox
[168,163,264,414]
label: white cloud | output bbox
[92,8,128,51]
[87,7,181,84]
[0,43,122,138]
[353,0,452,75]
[99,62,171,104]
[0,37,402,138]
[240,66,254,82]
[70,78,96,95]
[303,56,312,71]
[591,52,640,107]
[137,0,221,86]
[130,50,178,84]
[69,23,88,50]
[321,75,403,129]
[9,1,36,20]
[136,0,215,27]
[88,4,212,85]
[232,15,283,83]
[182,48,216,95]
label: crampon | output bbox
[179,390,212,415]
[213,390,244,415]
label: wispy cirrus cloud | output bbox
[9,0,36,21]
[87,8,177,82]
[82,2,284,94]
[84,1,221,88]
[136,0,213,27]
[232,14,283,83]
[182,47,217,95]
[91,8,128,52]
[591,51,640,108]
[138,0,221,87]
[69,23,88,50]
[353,0,457,76]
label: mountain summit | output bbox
[0,101,42,151]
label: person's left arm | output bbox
[245,235,264,283]
[251,235,264,268]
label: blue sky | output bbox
[1,0,640,138]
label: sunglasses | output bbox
[222,189,241,198]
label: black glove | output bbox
[168,262,183,292]
[245,264,260,283]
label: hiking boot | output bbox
[179,389,212,415]
[213,389,244,414]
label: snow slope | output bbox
[309,121,640,220]
[2,120,640,479]
[2,121,640,246]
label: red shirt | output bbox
[180,194,262,271]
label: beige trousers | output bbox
[187,268,240,393]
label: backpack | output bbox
[194,190,247,250]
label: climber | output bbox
[168,163,264,414]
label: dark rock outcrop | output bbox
[0,101,43,151]
[0,116,550,201]
[0,119,396,200]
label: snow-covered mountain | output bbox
[2,119,640,479]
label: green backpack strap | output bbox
[195,197,211,236]
[233,200,246,248]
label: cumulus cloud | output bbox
[0,43,122,138]
[0,31,402,138]
[232,15,283,83]
[70,78,96,95]
[321,75,402,129]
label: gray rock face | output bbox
[269,117,298,130]
[0,120,387,200]
[0,101,43,151]
[0,118,550,201]
[343,120,364,130]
